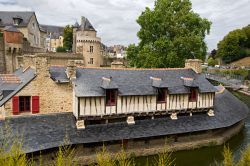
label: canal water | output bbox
[136,91,250,166]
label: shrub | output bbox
[208,57,219,67]
[56,46,67,52]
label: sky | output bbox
[0,0,249,51]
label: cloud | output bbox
[0,0,249,51]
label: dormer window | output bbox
[157,88,166,103]
[106,89,117,106]
[189,88,197,102]
[13,16,22,25]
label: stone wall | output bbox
[18,53,83,67]
[4,55,73,117]
[0,37,5,73]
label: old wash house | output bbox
[0,55,248,155]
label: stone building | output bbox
[0,11,46,49]
[0,55,73,118]
[40,25,64,52]
[0,11,48,74]
[72,16,103,67]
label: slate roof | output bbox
[0,90,248,153]
[49,67,217,97]
[0,11,35,27]
[40,24,64,39]
[0,67,36,106]
[49,66,69,83]
[3,26,20,32]
[75,16,96,31]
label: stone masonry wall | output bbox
[18,53,83,68]
[0,37,5,73]
[4,55,73,117]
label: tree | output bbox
[210,49,217,59]
[63,25,73,51]
[242,25,250,48]
[207,57,218,67]
[126,0,211,68]
[217,28,248,64]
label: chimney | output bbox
[111,61,124,68]
[23,55,36,69]
[66,60,76,80]
[185,59,202,74]
[81,16,86,25]
[35,54,51,77]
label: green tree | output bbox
[210,49,217,59]
[63,25,73,51]
[217,29,247,63]
[242,25,250,48]
[207,57,218,66]
[127,0,211,68]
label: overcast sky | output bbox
[0,0,249,51]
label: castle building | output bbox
[72,16,103,67]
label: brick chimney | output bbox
[185,59,202,74]
[66,60,76,80]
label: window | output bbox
[157,88,166,103]
[12,96,40,115]
[8,47,11,54]
[106,90,117,106]
[189,88,197,102]
[90,46,94,53]
[19,96,31,112]
[89,58,94,64]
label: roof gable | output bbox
[0,67,36,106]
[0,11,35,27]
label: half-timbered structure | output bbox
[49,59,217,128]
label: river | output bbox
[136,91,250,166]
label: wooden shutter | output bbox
[12,96,19,115]
[32,96,39,114]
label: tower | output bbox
[72,16,103,67]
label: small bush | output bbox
[56,46,67,52]
[208,57,219,67]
